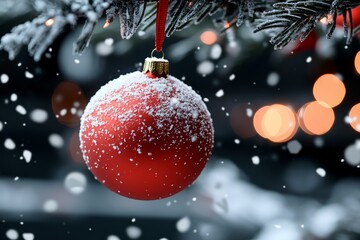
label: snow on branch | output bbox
[0,0,111,61]
[0,0,359,61]
[255,0,360,49]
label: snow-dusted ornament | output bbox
[80,0,213,200]
[80,56,214,200]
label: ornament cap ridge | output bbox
[143,56,169,77]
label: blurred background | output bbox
[1,2,360,240]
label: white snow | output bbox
[43,199,58,213]
[314,137,324,148]
[316,168,326,177]
[191,135,197,142]
[210,44,222,59]
[234,139,240,144]
[306,56,312,63]
[4,138,16,150]
[252,156,260,165]
[287,140,302,154]
[215,89,224,98]
[105,38,114,46]
[246,108,253,117]
[344,141,360,166]
[30,109,48,123]
[267,72,280,86]
[86,11,97,22]
[64,172,87,194]
[16,105,27,115]
[126,226,142,239]
[6,229,18,240]
[170,97,179,105]
[23,150,32,163]
[96,42,114,56]
[229,74,235,81]
[107,235,120,240]
[22,233,34,240]
[310,205,345,238]
[60,109,67,116]
[316,37,335,58]
[176,217,191,233]
[1,74,9,84]
[197,60,215,75]
[48,134,64,148]
[0,121,3,132]
[25,71,34,79]
[10,93,17,102]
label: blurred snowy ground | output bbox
[1,159,360,240]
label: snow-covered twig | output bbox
[0,0,110,61]
[255,0,360,49]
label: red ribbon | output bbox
[155,0,169,52]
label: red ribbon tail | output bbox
[155,0,169,52]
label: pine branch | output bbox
[0,0,270,61]
[0,0,359,61]
[139,1,270,36]
[254,0,360,49]
[0,0,110,61]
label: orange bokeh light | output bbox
[253,106,270,139]
[103,20,111,28]
[266,104,298,143]
[262,106,283,138]
[200,30,218,45]
[224,22,231,29]
[298,101,335,135]
[253,104,298,142]
[313,74,346,108]
[320,15,333,24]
[45,18,55,27]
[349,103,360,132]
[355,51,360,75]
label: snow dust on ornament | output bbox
[80,57,214,200]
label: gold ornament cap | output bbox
[143,50,169,77]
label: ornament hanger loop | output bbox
[151,48,165,59]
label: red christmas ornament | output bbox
[79,58,214,200]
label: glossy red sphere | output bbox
[80,71,213,200]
